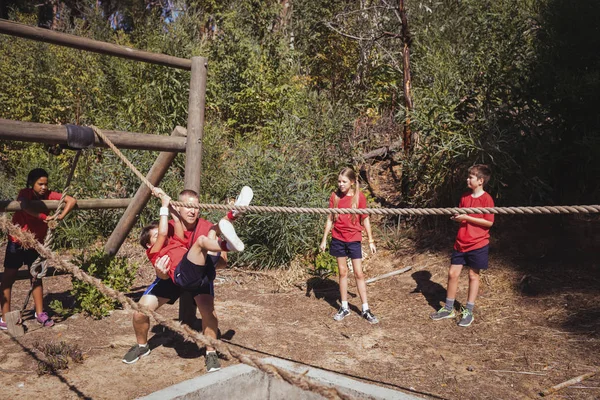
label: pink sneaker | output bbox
[0,318,7,330]
[36,312,55,327]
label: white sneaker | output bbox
[218,219,245,252]
[231,186,253,218]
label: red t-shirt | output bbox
[454,191,495,252]
[147,218,215,281]
[330,191,368,243]
[188,218,215,248]
[10,188,62,244]
[146,234,189,281]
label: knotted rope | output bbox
[91,124,600,216]
[0,216,355,400]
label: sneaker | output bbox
[361,309,379,324]
[430,306,456,321]
[205,352,221,372]
[0,318,6,330]
[35,312,54,327]
[458,307,474,327]
[333,307,350,321]
[122,344,151,364]
[218,219,245,252]
[230,186,254,219]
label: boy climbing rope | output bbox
[1,168,77,329]
[123,186,252,372]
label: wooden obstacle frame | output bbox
[0,18,207,325]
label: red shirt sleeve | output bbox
[358,192,368,222]
[328,193,336,208]
[48,191,62,201]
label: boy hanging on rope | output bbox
[430,164,494,327]
[1,168,77,330]
[123,187,252,373]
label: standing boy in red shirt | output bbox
[430,164,494,327]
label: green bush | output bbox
[70,249,137,319]
[312,248,338,278]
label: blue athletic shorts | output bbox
[143,277,182,305]
[4,241,39,270]
[173,253,218,296]
[450,245,489,270]
[329,238,362,259]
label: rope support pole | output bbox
[89,125,600,217]
[0,216,355,400]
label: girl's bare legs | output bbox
[350,258,368,305]
[337,257,349,303]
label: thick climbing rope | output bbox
[90,126,600,216]
[0,216,355,400]
[22,150,82,312]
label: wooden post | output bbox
[183,56,207,193]
[104,126,187,256]
[1,198,131,212]
[0,119,187,152]
[180,56,208,326]
[0,19,192,70]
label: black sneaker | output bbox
[205,352,221,372]
[361,309,379,324]
[122,344,151,364]
[333,307,350,321]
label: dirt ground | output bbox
[1,216,599,400]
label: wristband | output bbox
[159,207,169,216]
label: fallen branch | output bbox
[540,371,598,397]
[366,266,412,284]
[489,369,546,376]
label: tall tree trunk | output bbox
[399,0,415,154]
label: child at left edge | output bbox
[0,168,77,330]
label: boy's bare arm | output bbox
[150,189,172,253]
[452,214,494,228]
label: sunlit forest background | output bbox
[1,0,599,269]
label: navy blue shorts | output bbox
[173,253,218,295]
[143,277,182,305]
[451,245,489,270]
[330,238,362,259]
[4,241,39,270]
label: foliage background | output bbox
[1,0,598,271]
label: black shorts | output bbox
[329,238,362,259]
[451,245,489,270]
[173,253,218,296]
[4,241,39,270]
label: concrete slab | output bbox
[138,357,422,400]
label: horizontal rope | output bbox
[169,202,600,216]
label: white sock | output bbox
[139,343,148,348]
[362,303,369,312]
[207,350,216,355]
[341,301,349,310]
